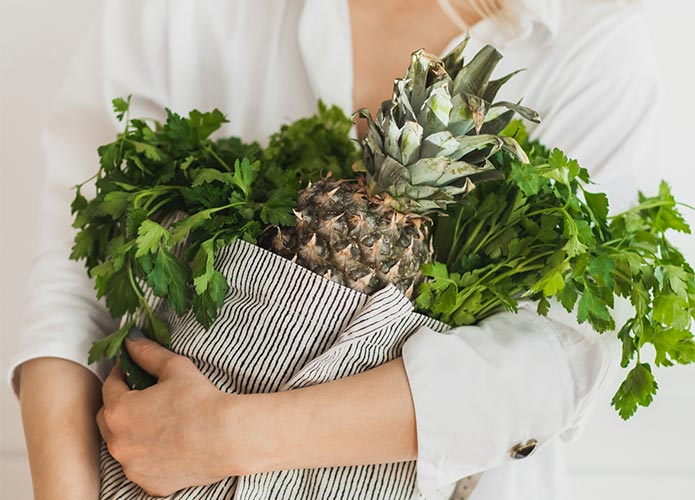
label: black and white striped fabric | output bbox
[99,239,459,500]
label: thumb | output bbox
[124,327,177,378]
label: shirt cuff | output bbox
[6,340,113,398]
[402,305,575,496]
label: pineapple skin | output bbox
[264,177,432,298]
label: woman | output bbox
[10,0,659,498]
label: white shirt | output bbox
[7,1,660,499]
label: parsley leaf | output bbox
[146,249,192,315]
[135,220,171,258]
[421,120,695,419]
[611,363,658,420]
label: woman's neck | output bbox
[350,0,483,136]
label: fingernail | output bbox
[127,327,145,341]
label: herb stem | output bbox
[451,217,488,266]
[74,173,100,190]
[471,223,506,256]
[204,145,233,172]
[147,196,175,216]
[127,258,147,302]
[117,96,133,169]
[611,200,695,219]
[524,207,558,218]
[134,186,182,208]
[488,263,546,286]
[449,208,467,265]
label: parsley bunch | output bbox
[70,97,358,388]
[418,121,695,419]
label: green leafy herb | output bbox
[71,97,358,388]
[422,120,695,419]
[262,100,360,185]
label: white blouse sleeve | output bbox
[402,42,662,496]
[6,1,171,395]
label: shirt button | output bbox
[510,439,538,459]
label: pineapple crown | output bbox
[357,35,540,213]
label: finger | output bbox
[102,363,130,405]
[96,407,113,443]
[124,327,178,378]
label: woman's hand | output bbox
[99,330,419,495]
[96,331,243,497]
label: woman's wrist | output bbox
[218,359,418,476]
[218,391,291,476]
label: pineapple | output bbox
[264,37,539,297]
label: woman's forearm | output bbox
[234,358,417,474]
[19,358,103,500]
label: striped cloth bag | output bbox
[99,239,469,500]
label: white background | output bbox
[1,1,693,498]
